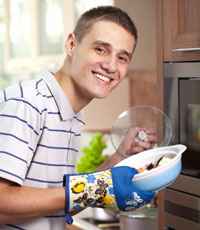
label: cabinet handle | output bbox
[172,47,200,52]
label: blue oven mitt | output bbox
[63,166,154,224]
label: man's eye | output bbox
[95,47,106,55]
[118,56,129,64]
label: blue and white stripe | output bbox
[0,71,85,230]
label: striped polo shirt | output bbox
[0,71,85,230]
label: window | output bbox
[1,0,69,77]
[0,0,114,87]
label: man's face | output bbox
[67,20,135,100]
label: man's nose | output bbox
[101,56,117,73]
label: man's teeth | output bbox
[95,73,110,82]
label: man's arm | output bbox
[0,178,65,224]
[97,151,123,171]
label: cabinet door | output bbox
[163,0,200,61]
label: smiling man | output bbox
[0,6,156,230]
[56,13,135,111]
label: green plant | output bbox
[76,132,108,173]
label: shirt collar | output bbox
[42,71,82,121]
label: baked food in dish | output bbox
[137,153,175,173]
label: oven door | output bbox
[179,78,200,175]
[164,74,200,178]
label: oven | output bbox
[163,62,200,230]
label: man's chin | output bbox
[90,86,115,99]
[94,92,110,99]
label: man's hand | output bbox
[97,127,157,171]
[64,166,154,224]
[116,127,157,158]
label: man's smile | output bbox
[92,70,114,83]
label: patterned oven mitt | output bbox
[64,166,154,224]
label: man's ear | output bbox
[65,33,77,57]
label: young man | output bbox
[0,6,156,229]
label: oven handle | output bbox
[172,47,200,52]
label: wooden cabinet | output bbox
[163,0,200,61]
[128,70,161,108]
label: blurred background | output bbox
[2,1,200,229]
[0,1,170,229]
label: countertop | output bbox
[66,217,120,230]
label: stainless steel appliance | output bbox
[119,207,158,230]
[164,62,200,230]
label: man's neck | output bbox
[54,68,92,113]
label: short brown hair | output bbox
[74,6,138,46]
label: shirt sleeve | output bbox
[0,98,44,185]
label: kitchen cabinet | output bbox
[163,0,200,62]
[128,70,161,108]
